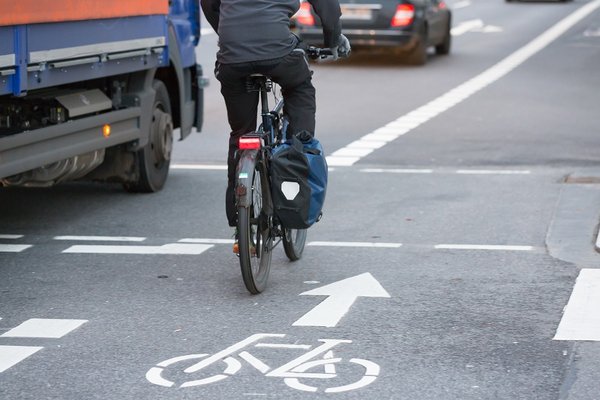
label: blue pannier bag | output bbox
[270,134,328,229]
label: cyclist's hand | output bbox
[330,34,351,60]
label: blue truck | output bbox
[0,0,205,191]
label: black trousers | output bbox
[216,50,316,226]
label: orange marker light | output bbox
[103,124,111,138]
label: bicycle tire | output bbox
[238,163,272,294]
[283,228,307,261]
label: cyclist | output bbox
[201,0,350,251]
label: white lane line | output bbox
[62,243,213,255]
[434,244,534,251]
[308,241,402,248]
[0,234,23,239]
[1,319,87,339]
[452,0,471,9]
[555,269,600,341]
[326,0,600,167]
[179,238,235,244]
[0,244,32,253]
[0,346,44,373]
[54,236,146,242]
[171,164,227,170]
[451,19,484,36]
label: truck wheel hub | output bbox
[151,108,173,163]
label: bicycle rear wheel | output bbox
[283,229,307,261]
[238,164,272,294]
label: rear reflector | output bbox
[391,4,415,27]
[239,137,262,150]
[295,2,315,26]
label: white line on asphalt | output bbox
[239,351,271,374]
[255,343,313,350]
[179,238,236,244]
[62,243,213,255]
[1,319,88,339]
[555,269,600,341]
[171,164,228,170]
[0,234,23,239]
[452,0,472,9]
[54,236,146,242]
[307,241,403,248]
[0,346,44,373]
[326,0,600,167]
[434,244,534,251]
[451,19,484,36]
[0,244,32,253]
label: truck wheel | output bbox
[125,80,173,193]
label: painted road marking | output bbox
[1,319,88,339]
[0,244,32,253]
[0,234,23,239]
[293,273,390,328]
[451,19,484,36]
[455,169,531,175]
[62,243,213,255]
[0,346,43,373]
[54,235,146,242]
[435,244,534,251]
[179,238,236,244]
[554,269,600,341]
[172,164,227,170]
[361,168,531,175]
[326,0,600,167]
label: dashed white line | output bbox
[0,234,23,239]
[54,236,146,242]
[0,244,32,253]
[0,346,44,373]
[434,244,534,251]
[554,269,600,341]
[62,243,213,255]
[179,238,236,244]
[307,241,403,248]
[1,319,88,339]
[326,0,600,167]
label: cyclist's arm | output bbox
[201,0,220,33]
[306,0,342,48]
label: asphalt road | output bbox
[2,0,600,399]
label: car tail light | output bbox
[294,2,315,26]
[391,4,415,27]
[438,1,448,9]
[239,137,262,150]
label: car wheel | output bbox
[435,20,451,55]
[405,26,427,66]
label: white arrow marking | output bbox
[293,273,390,328]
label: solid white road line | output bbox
[1,319,88,339]
[326,0,600,167]
[0,346,44,373]
[62,243,213,255]
[0,244,32,253]
[554,269,600,341]
[54,236,146,242]
[435,244,534,251]
[0,234,23,239]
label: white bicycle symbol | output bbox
[146,333,380,393]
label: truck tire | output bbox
[125,80,173,193]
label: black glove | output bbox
[330,34,351,60]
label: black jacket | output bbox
[201,0,341,64]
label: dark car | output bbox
[293,0,452,65]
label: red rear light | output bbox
[295,2,315,26]
[391,4,415,27]
[239,137,262,150]
[438,1,447,9]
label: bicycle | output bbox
[234,47,338,294]
[146,333,380,393]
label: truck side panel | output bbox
[0,0,168,26]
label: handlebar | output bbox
[305,46,351,60]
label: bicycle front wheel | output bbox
[238,165,272,294]
[283,229,307,261]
